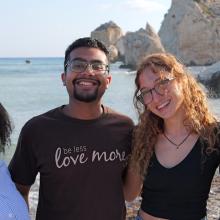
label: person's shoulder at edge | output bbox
[0,161,30,220]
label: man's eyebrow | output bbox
[70,58,104,63]
[70,57,86,62]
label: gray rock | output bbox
[204,71,220,97]
[122,23,165,69]
[197,61,220,80]
[91,21,123,61]
[159,0,220,65]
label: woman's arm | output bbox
[123,166,143,202]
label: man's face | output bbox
[62,47,111,103]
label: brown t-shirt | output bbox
[9,106,134,220]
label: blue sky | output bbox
[0,0,171,57]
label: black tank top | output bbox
[141,138,220,220]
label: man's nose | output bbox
[84,63,95,75]
[82,64,95,75]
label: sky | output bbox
[0,0,171,57]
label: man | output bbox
[9,37,133,220]
[0,103,29,220]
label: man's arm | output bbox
[15,183,31,209]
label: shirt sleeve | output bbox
[9,121,38,186]
[0,162,30,220]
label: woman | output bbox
[124,53,220,220]
[0,103,30,220]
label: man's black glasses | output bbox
[65,60,109,75]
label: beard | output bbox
[73,87,99,102]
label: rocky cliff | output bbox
[90,0,220,67]
[159,0,220,65]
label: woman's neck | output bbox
[163,108,189,135]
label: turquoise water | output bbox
[0,58,220,163]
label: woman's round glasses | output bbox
[137,77,175,105]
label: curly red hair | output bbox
[130,53,219,179]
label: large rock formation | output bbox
[159,0,220,65]
[91,21,123,61]
[122,23,165,69]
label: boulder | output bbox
[159,0,220,65]
[203,71,220,97]
[122,23,165,69]
[195,61,220,97]
[196,61,220,80]
[115,37,125,58]
[208,71,220,96]
[108,45,119,62]
[91,21,123,61]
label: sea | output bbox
[0,57,219,219]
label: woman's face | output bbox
[138,67,185,120]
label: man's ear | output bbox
[61,72,66,86]
[106,75,112,89]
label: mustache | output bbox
[72,77,101,86]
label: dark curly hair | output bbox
[0,103,12,153]
[64,37,109,73]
